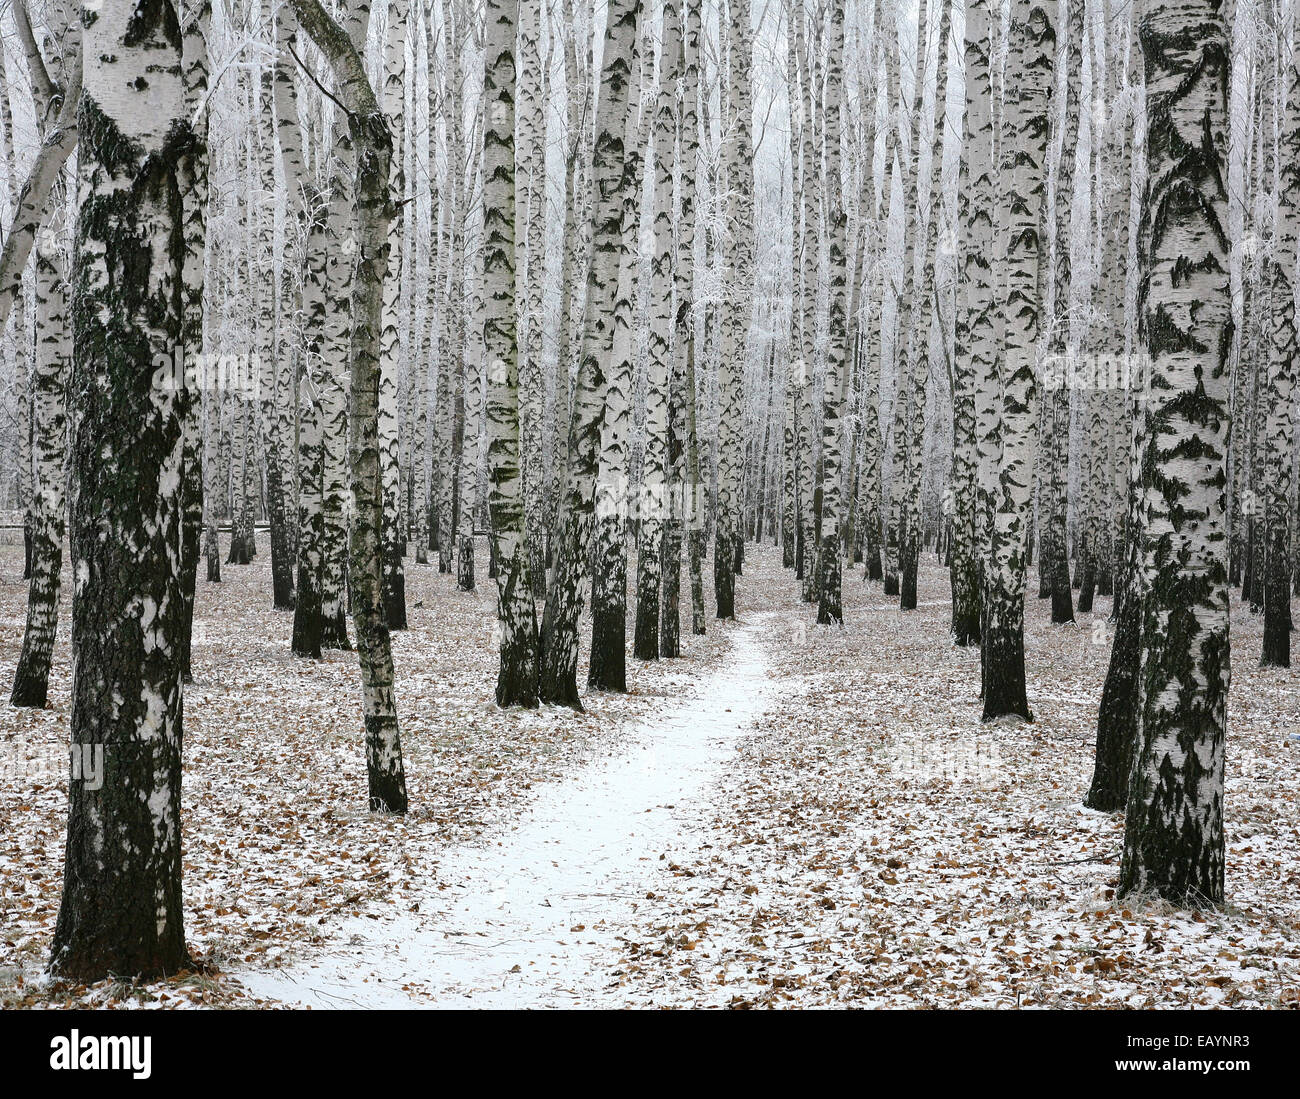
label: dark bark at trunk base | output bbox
[383,564,407,630]
[1262,527,1291,666]
[900,537,918,610]
[981,623,1033,722]
[1078,553,1096,613]
[320,608,351,650]
[1084,587,1139,812]
[365,716,409,814]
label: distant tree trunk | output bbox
[379,0,410,628]
[714,0,754,620]
[1043,0,1081,627]
[457,261,483,594]
[1263,4,1298,667]
[10,209,69,709]
[177,1,210,679]
[794,2,819,598]
[256,46,294,612]
[816,0,848,625]
[518,0,548,598]
[439,3,466,576]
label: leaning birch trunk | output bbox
[51,0,190,980]
[482,0,540,707]
[816,0,849,625]
[539,0,642,709]
[982,0,1054,722]
[634,0,682,661]
[290,0,408,814]
[0,53,81,330]
[1119,0,1231,905]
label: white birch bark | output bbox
[1120,0,1231,905]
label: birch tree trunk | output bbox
[682,0,707,638]
[10,205,68,708]
[178,0,210,680]
[635,0,682,660]
[539,0,643,709]
[589,14,646,690]
[52,0,190,980]
[714,0,754,619]
[982,0,1055,722]
[482,0,540,706]
[1041,0,1082,626]
[518,0,548,597]
[379,0,410,628]
[1263,5,1297,667]
[951,0,993,646]
[903,0,953,612]
[1119,0,1231,905]
[816,0,849,624]
[291,0,409,814]
[795,1,819,596]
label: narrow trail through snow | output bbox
[236,615,775,1008]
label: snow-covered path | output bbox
[236,617,774,1008]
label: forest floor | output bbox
[0,536,1297,1008]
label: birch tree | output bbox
[635,0,683,659]
[982,0,1055,722]
[539,0,643,709]
[816,0,849,624]
[1119,0,1231,905]
[52,0,192,980]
